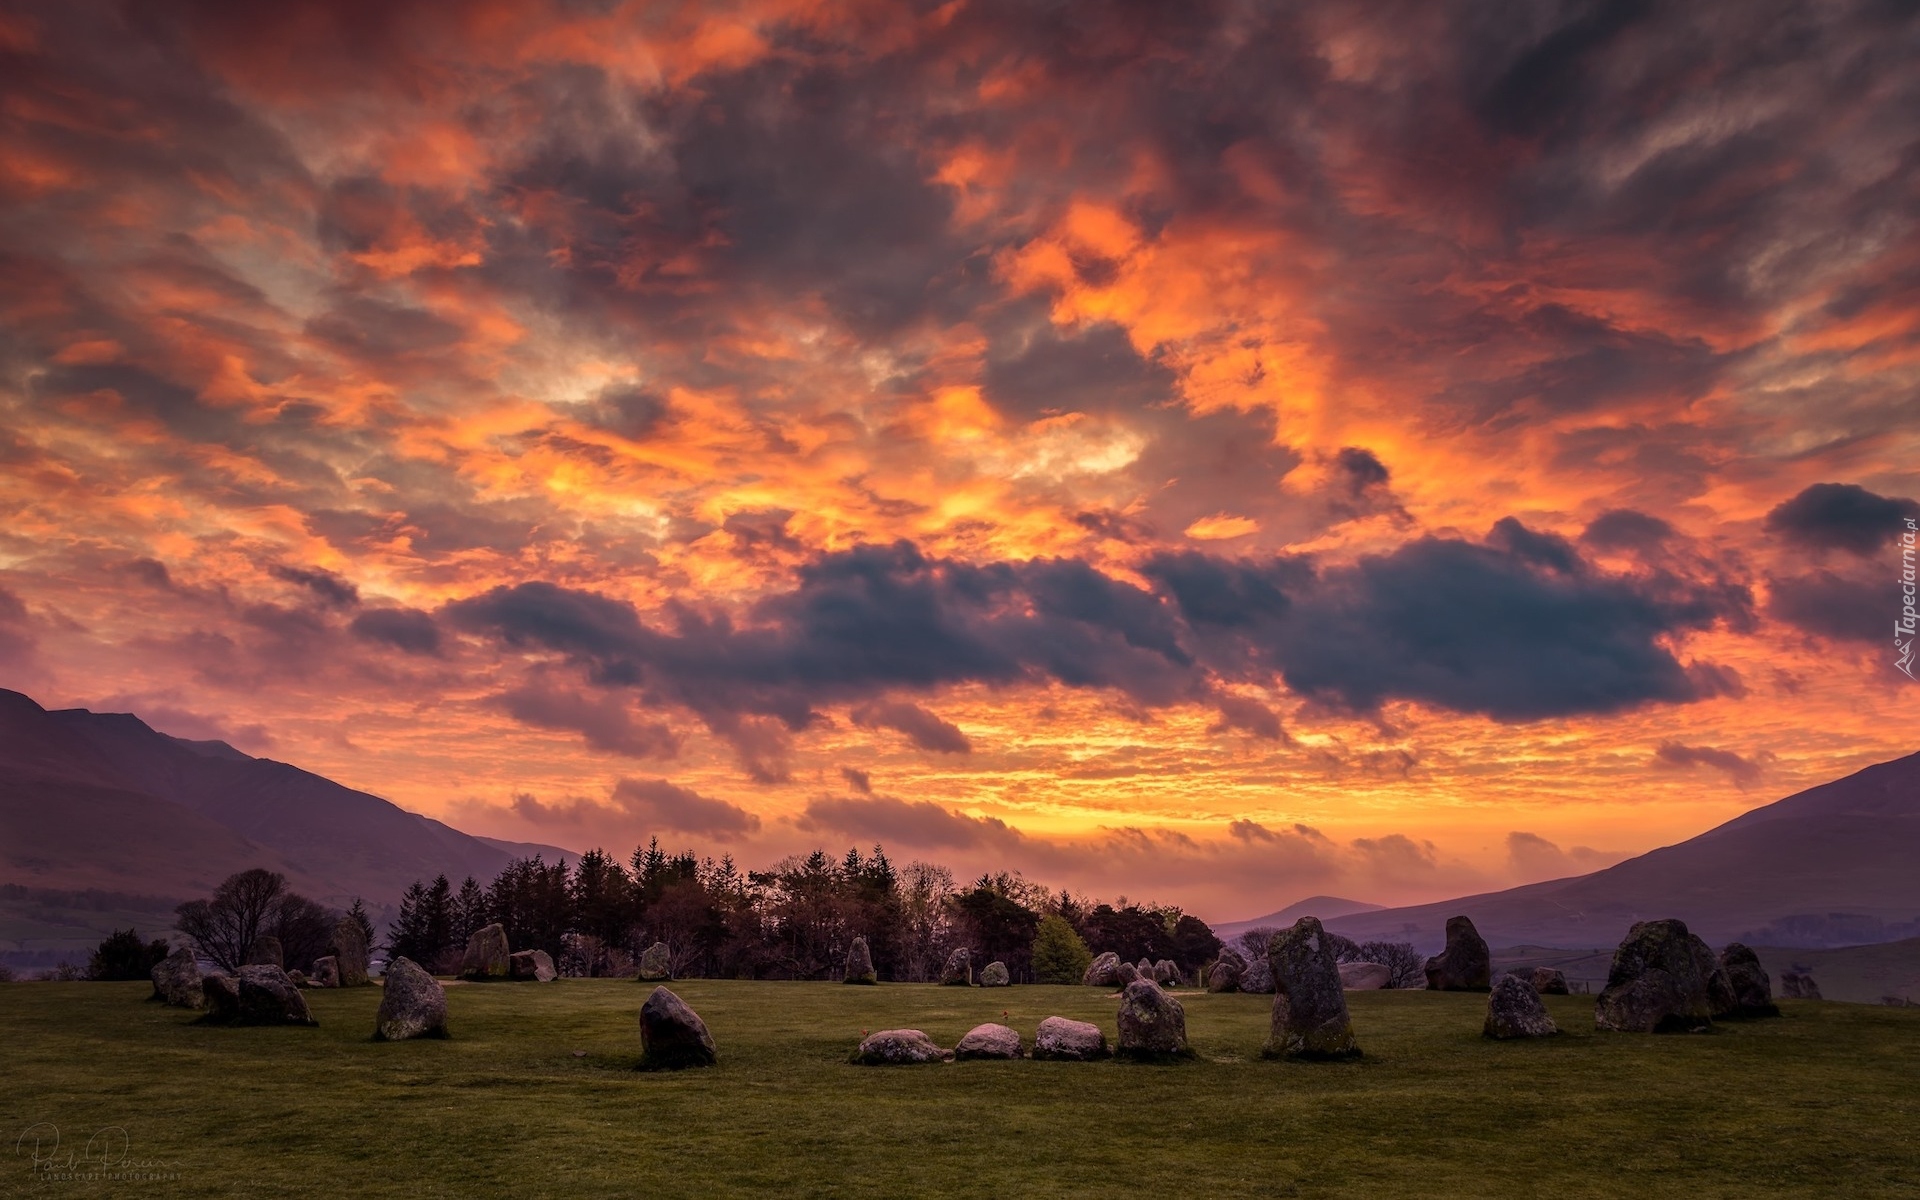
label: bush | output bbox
[35,963,83,982]
[87,929,172,981]
[1030,914,1093,984]
[0,964,15,983]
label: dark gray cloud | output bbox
[839,765,872,794]
[794,795,1020,850]
[612,777,760,838]
[849,701,972,754]
[494,682,681,761]
[1765,483,1920,558]
[1581,509,1676,553]
[348,607,442,656]
[269,564,360,609]
[1653,740,1766,787]
[1766,568,1883,644]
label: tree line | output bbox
[385,840,1229,984]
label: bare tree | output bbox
[1357,940,1426,989]
[174,869,288,972]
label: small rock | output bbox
[310,956,340,988]
[1484,972,1559,1039]
[328,919,371,987]
[286,969,309,987]
[1032,1016,1109,1061]
[375,956,448,1041]
[852,1028,947,1065]
[1115,961,1140,985]
[1207,954,1243,994]
[1780,970,1822,1000]
[245,935,284,970]
[638,986,716,1069]
[1153,959,1181,987]
[954,1023,1022,1060]
[980,961,1011,987]
[1263,917,1360,1060]
[149,947,205,1009]
[1082,951,1123,987]
[845,936,878,984]
[1530,967,1570,995]
[1116,979,1193,1060]
[940,947,973,987]
[637,942,672,982]
[509,949,557,982]
[1338,962,1391,991]
[1423,916,1491,991]
[1717,943,1778,1017]
[202,965,316,1027]
[459,924,512,981]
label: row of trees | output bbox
[384,840,1230,984]
[172,869,375,973]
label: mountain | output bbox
[1322,751,1920,952]
[1214,895,1383,941]
[0,688,571,964]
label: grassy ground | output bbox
[4,980,1918,1198]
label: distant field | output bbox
[4,981,1918,1197]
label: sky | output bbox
[1,0,1917,922]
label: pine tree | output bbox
[387,880,430,963]
[345,897,375,951]
[453,877,487,944]
[1031,913,1093,984]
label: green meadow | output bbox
[4,981,1918,1197]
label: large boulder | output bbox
[1716,944,1778,1017]
[980,961,1011,987]
[1116,979,1193,1060]
[1032,1016,1109,1061]
[852,1028,947,1065]
[1263,917,1360,1060]
[149,947,205,1009]
[310,956,340,988]
[1083,951,1123,987]
[1423,916,1491,991]
[328,920,371,987]
[201,965,317,1027]
[509,949,557,982]
[1484,973,1559,1039]
[845,936,878,984]
[1152,959,1180,987]
[1531,967,1570,995]
[1594,918,1719,1033]
[954,1023,1022,1060]
[245,935,284,970]
[638,986,716,1069]
[1780,970,1822,1000]
[1207,957,1243,994]
[375,957,448,1041]
[940,947,972,987]
[1339,962,1391,991]
[460,924,511,980]
[637,942,671,981]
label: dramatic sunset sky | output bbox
[1,0,1916,919]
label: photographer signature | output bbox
[14,1123,175,1185]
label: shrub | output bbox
[1030,914,1093,984]
[87,929,172,981]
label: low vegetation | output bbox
[5,982,1917,1196]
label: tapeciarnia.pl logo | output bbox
[1898,516,1917,680]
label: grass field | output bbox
[4,980,1919,1198]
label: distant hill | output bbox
[0,688,563,966]
[1323,751,1920,952]
[1214,895,1384,941]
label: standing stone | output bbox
[328,919,371,987]
[149,947,205,1009]
[245,935,284,970]
[1716,944,1778,1017]
[1115,961,1140,986]
[310,956,340,988]
[1208,953,1243,993]
[1339,962,1391,991]
[954,1023,1022,1060]
[1083,951,1123,987]
[201,965,316,1027]
[375,956,448,1041]
[1484,973,1559,1039]
[1153,959,1180,987]
[460,924,511,980]
[509,949,557,982]
[845,936,878,984]
[980,961,1011,987]
[1423,916,1491,991]
[637,942,672,982]
[286,970,309,987]
[1262,917,1361,1060]
[852,1028,946,1065]
[940,947,973,987]
[1116,978,1193,1060]
[638,986,716,1069]
[1594,918,1718,1033]
[1032,1016,1109,1061]
[1530,967,1570,995]
[1135,958,1154,981]
[1780,970,1822,1000]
